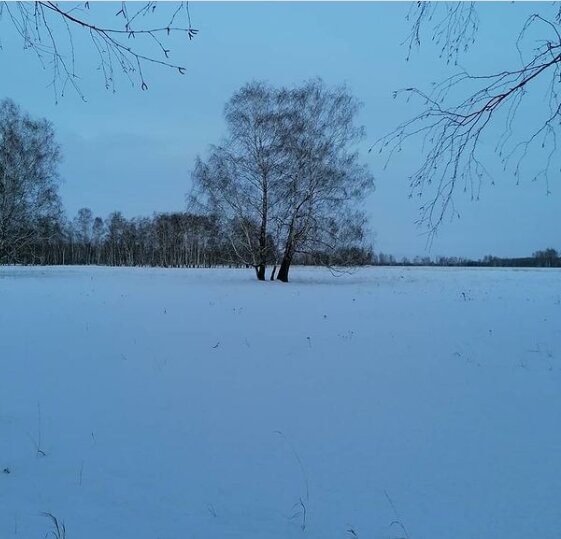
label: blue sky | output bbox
[0,1,559,259]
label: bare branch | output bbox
[376,7,561,240]
[404,1,479,64]
[0,1,198,99]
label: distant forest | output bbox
[11,207,560,270]
[15,209,373,269]
[375,248,561,269]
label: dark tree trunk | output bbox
[270,265,277,280]
[277,224,296,282]
[256,264,266,281]
[276,256,292,282]
[276,246,293,283]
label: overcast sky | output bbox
[1,1,559,259]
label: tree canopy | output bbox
[0,98,62,263]
[191,79,374,282]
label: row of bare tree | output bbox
[18,210,220,267]
[13,207,373,269]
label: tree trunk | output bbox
[276,256,292,282]
[277,220,296,282]
[270,265,277,280]
[276,243,294,283]
[258,181,268,281]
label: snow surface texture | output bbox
[0,266,560,539]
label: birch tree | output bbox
[190,82,284,280]
[191,80,374,282]
[274,80,374,282]
[0,99,62,263]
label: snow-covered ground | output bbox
[0,265,560,539]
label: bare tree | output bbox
[274,79,374,282]
[72,207,94,263]
[0,1,197,99]
[190,82,285,280]
[0,98,62,263]
[91,215,104,264]
[532,248,559,268]
[373,2,561,237]
[191,80,374,282]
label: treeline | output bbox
[16,208,374,268]
[19,210,230,267]
[8,205,559,269]
[373,248,561,268]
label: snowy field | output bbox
[1,265,560,539]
